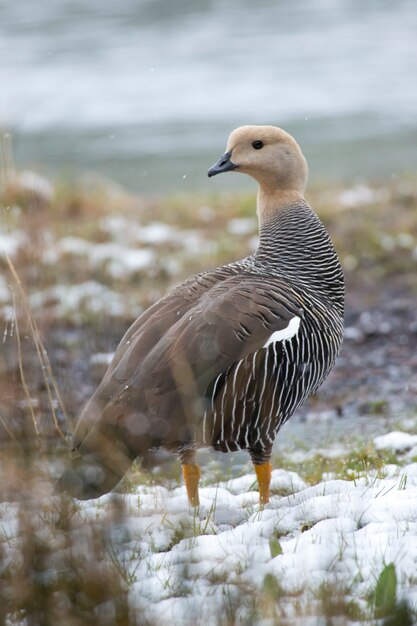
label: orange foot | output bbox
[182,463,201,507]
[254,461,272,505]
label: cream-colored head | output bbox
[208,125,308,195]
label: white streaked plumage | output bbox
[263,315,301,348]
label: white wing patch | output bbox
[263,316,301,348]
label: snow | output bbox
[89,242,155,279]
[100,216,176,246]
[221,468,307,496]
[94,458,417,622]
[2,430,417,623]
[374,431,417,452]
[90,352,115,367]
[41,221,216,287]
[0,230,25,257]
[226,217,257,236]
[13,170,54,202]
[338,184,388,209]
[43,236,155,278]
[0,275,10,303]
[29,281,139,320]
[100,216,214,256]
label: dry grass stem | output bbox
[5,252,69,441]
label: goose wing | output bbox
[74,273,303,454]
[73,265,238,448]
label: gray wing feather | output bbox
[73,272,303,453]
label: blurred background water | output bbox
[1,0,417,194]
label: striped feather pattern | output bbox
[198,200,344,462]
[73,200,344,467]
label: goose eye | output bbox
[252,140,264,150]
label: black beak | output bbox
[208,150,238,177]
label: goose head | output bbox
[208,125,308,195]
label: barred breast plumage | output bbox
[59,125,344,507]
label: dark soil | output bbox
[314,285,417,420]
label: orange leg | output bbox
[182,463,201,507]
[254,461,272,505]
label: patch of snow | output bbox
[136,222,177,245]
[90,352,115,366]
[44,236,155,278]
[57,236,91,255]
[100,215,221,259]
[342,254,358,271]
[374,431,417,452]
[160,257,181,276]
[0,502,20,540]
[400,417,417,432]
[120,464,417,622]
[178,230,208,255]
[248,235,259,252]
[344,326,364,341]
[286,445,347,465]
[398,232,414,248]
[222,469,307,496]
[88,242,155,278]
[99,215,131,238]
[12,170,54,202]
[43,236,93,264]
[198,205,215,222]
[338,184,387,209]
[0,230,25,257]
[100,216,176,246]
[407,445,417,460]
[303,410,338,423]
[29,281,137,320]
[0,275,10,303]
[226,217,256,236]
[3,432,417,623]
[380,234,396,251]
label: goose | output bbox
[59,125,344,506]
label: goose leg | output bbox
[254,461,272,505]
[180,451,201,507]
[249,446,273,505]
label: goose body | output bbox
[62,126,344,505]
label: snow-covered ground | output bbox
[1,428,417,624]
[1,177,416,622]
[0,216,225,322]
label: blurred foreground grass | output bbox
[1,168,417,625]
